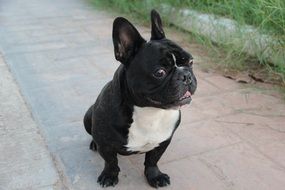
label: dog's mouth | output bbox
[174,90,192,107]
[179,90,192,101]
[147,90,192,109]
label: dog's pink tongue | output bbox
[185,91,191,97]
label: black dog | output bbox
[84,10,197,188]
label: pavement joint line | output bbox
[0,54,68,189]
[203,76,241,91]
[161,141,243,165]
[214,120,255,126]
[239,110,285,118]
[198,156,236,188]
[182,107,268,125]
[0,58,57,188]
[264,125,285,134]
[193,87,259,100]
[1,54,35,120]
[50,154,73,190]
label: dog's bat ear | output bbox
[112,17,146,65]
[150,9,165,40]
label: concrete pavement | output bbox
[1,0,285,189]
[0,55,62,189]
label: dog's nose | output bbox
[185,72,192,84]
[177,70,192,84]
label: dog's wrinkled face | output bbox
[127,40,197,108]
[113,10,197,109]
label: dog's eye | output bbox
[188,59,193,66]
[154,69,166,78]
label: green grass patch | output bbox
[91,0,285,36]
[90,0,285,86]
[165,0,285,37]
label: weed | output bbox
[90,0,285,86]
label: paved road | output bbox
[1,0,285,189]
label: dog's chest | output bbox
[126,106,179,153]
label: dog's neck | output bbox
[112,64,137,107]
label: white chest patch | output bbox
[126,106,179,153]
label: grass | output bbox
[90,0,285,36]
[164,0,285,36]
[90,0,285,86]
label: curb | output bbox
[157,5,284,67]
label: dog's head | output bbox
[112,10,197,109]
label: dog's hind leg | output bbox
[83,105,93,135]
[89,140,97,151]
[84,105,97,151]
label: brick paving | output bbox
[1,0,285,189]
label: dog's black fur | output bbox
[84,10,197,188]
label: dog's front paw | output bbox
[145,166,170,188]
[97,172,119,187]
[148,173,170,188]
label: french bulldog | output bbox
[84,10,197,188]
